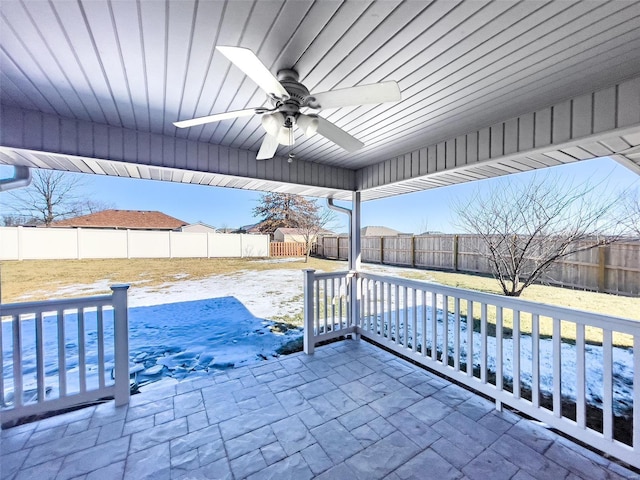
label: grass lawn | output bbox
[0,257,343,304]
[2,257,638,347]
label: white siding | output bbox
[357,76,640,199]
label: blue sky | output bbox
[1,156,637,233]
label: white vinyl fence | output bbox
[0,227,269,260]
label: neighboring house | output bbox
[50,209,188,230]
[180,222,216,233]
[273,227,334,243]
[361,226,407,237]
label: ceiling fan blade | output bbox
[174,109,257,128]
[316,117,364,153]
[310,81,401,110]
[216,46,289,100]
[257,134,279,160]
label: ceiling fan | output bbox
[174,46,402,160]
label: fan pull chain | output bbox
[288,123,295,163]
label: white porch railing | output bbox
[304,270,640,469]
[303,270,356,354]
[1,285,130,426]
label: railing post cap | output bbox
[303,269,316,273]
[111,284,130,291]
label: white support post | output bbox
[111,284,130,406]
[350,191,361,272]
[350,192,361,338]
[303,269,316,354]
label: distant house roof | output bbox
[187,221,216,229]
[361,226,403,237]
[180,222,216,232]
[51,210,188,230]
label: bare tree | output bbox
[622,188,640,237]
[293,200,337,262]
[417,217,430,235]
[3,169,111,226]
[253,192,336,261]
[453,174,624,296]
[1,214,30,226]
[72,198,115,215]
[252,193,300,236]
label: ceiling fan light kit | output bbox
[174,46,402,160]
[276,125,295,146]
[261,112,285,137]
[296,114,319,137]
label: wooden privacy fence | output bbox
[270,242,306,257]
[315,235,640,296]
[314,236,350,260]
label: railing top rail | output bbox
[312,270,353,280]
[359,272,640,334]
[0,294,114,317]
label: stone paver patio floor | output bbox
[1,340,637,479]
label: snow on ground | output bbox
[3,261,633,415]
[3,267,321,401]
[15,279,117,302]
[127,268,306,319]
[375,306,633,416]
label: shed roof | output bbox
[275,227,335,236]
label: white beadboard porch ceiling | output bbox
[1,0,640,198]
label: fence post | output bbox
[112,284,130,406]
[303,269,316,354]
[77,227,82,260]
[411,235,416,267]
[380,237,384,264]
[598,246,606,293]
[453,234,459,272]
[17,226,23,261]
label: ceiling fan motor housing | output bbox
[276,69,311,107]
